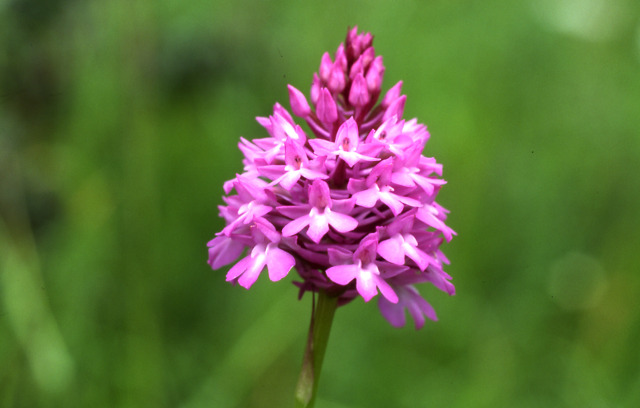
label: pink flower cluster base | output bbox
[208,27,455,329]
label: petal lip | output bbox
[266,246,295,281]
[325,209,359,233]
[226,256,250,282]
[378,295,406,327]
[326,264,359,285]
[356,270,378,302]
[282,214,311,237]
[307,212,330,243]
[377,235,405,265]
[375,276,399,303]
[208,236,245,270]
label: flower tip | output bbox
[381,81,403,108]
[288,84,311,117]
[319,52,333,82]
[365,56,385,92]
[327,64,346,93]
[383,94,406,122]
[316,87,338,124]
[348,73,370,107]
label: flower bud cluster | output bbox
[208,27,455,328]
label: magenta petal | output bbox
[381,81,403,108]
[378,191,404,215]
[349,56,363,79]
[310,73,321,105]
[337,151,361,167]
[308,138,335,156]
[255,115,271,129]
[282,214,311,237]
[375,276,399,303]
[377,235,405,265]
[365,56,384,92]
[238,245,267,289]
[403,244,431,271]
[353,188,379,208]
[357,143,384,159]
[316,88,338,124]
[325,210,358,233]
[258,164,287,181]
[274,102,294,124]
[326,264,359,285]
[331,197,355,213]
[338,151,378,167]
[253,218,281,243]
[299,168,329,182]
[383,94,406,121]
[408,295,437,329]
[417,206,455,241]
[276,205,311,219]
[347,178,367,194]
[273,112,305,143]
[327,64,346,93]
[396,194,422,208]
[252,203,275,218]
[425,267,456,296]
[391,171,415,187]
[354,233,380,264]
[263,145,282,164]
[288,84,311,117]
[278,171,302,190]
[307,213,330,243]
[328,247,353,265]
[266,246,295,281]
[237,260,264,289]
[348,73,370,107]
[319,52,333,82]
[236,246,269,288]
[308,179,332,209]
[411,174,439,195]
[284,138,307,168]
[335,117,359,151]
[355,269,379,302]
[378,296,406,328]
[208,236,245,269]
[226,256,250,281]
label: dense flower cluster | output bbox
[208,27,455,329]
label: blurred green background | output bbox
[2,0,640,407]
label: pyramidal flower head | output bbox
[208,27,455,329]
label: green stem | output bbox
[294,290,338,408]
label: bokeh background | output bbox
[2,0,640,407]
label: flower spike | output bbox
[208,27,454,328]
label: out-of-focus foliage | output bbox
[1,0,639,407]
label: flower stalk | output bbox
[295,290,338,408]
